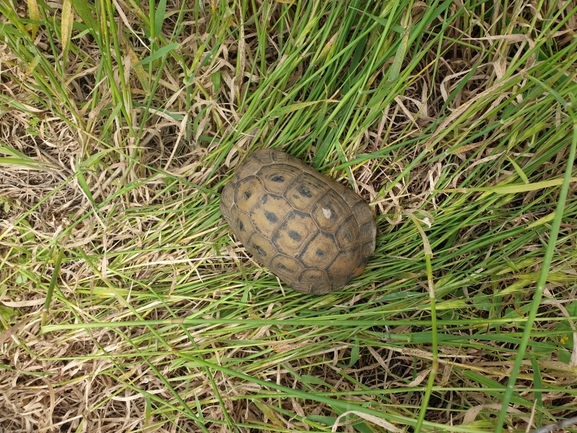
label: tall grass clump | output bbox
[1,0,576,432]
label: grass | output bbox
[1,0,577,432]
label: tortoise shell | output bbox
[220,149,376,295]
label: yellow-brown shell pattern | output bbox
[220,149,376,295]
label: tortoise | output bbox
[220,149,376,295]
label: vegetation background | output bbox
[1,0,576,432]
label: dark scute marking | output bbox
[270,175,285,182]
[297,184,312,198]
[237,220,245,232]
[253,244,266,257]
[265,211,278,223]
[288,230,302,242]
[243,190,252,200]
[275,262,289,272]
[316,249,325,257]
